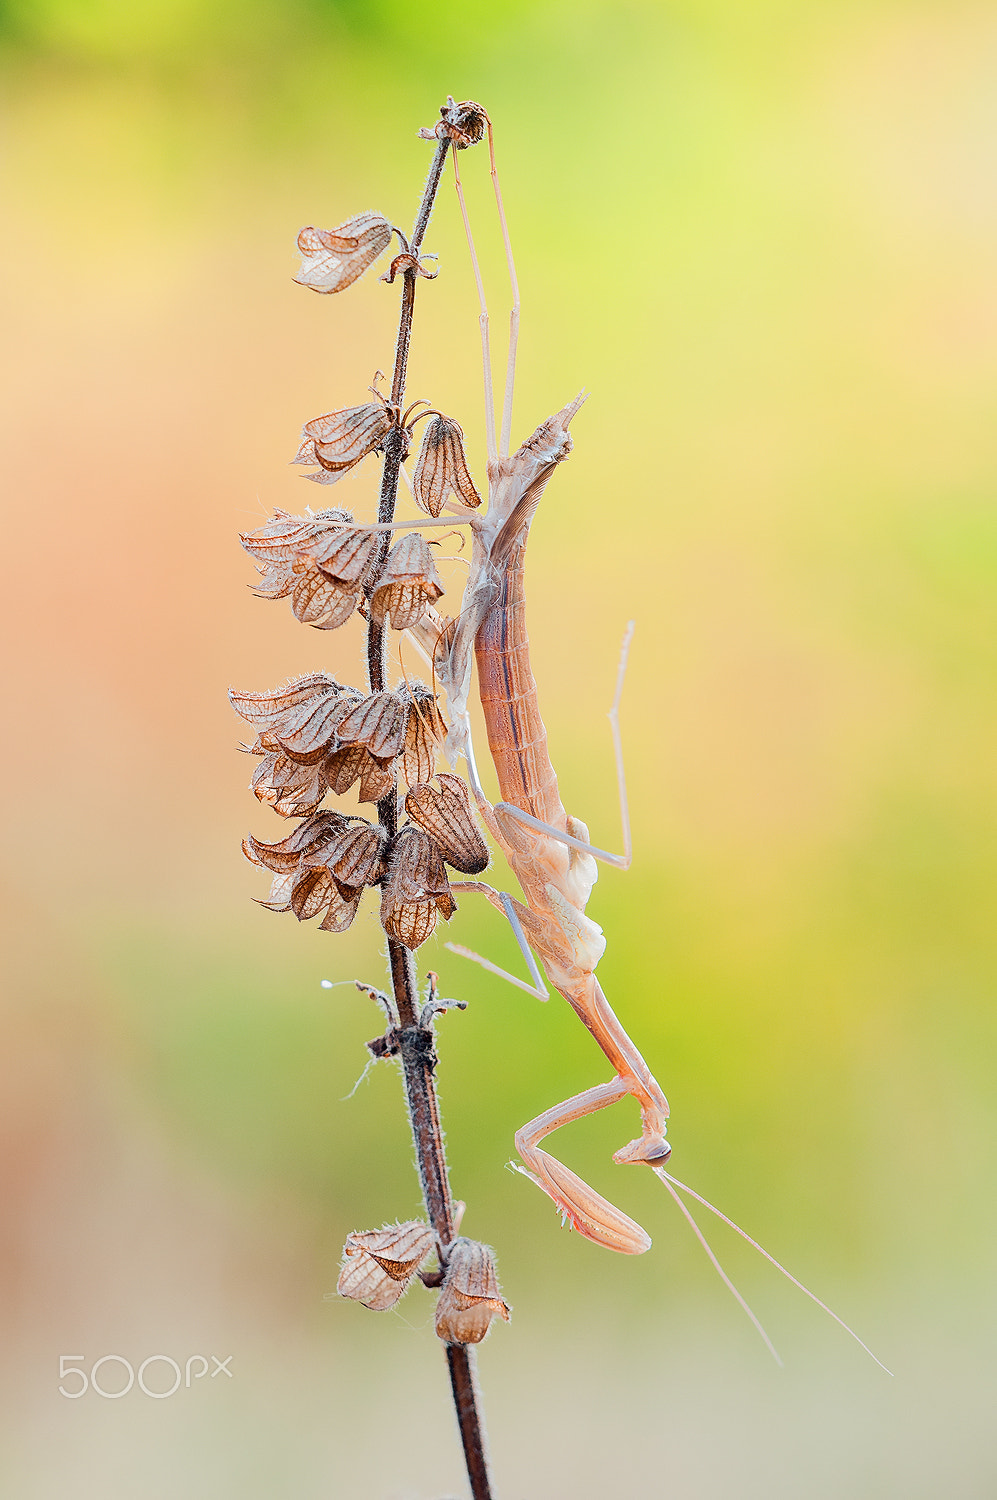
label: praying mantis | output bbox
[403,103,890,1370]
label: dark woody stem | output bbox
[366,122,494,1500]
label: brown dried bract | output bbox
[400,683,447,787]
[381,826,455,950]
[369,533,445,630]
[309,523,382,588]
[304,818,387,895]
[412,415,482,517]
[241,510,369,632]
[230,674,341,729]
[242,810,351,874]
[295,214,393,294]
[334,690,408,759]
[405,774,489,875]
[231,676,363,766]
[434,1239,510,1344]
[249,750,326,818]
[322,744,397,804]
[293,403,395,485]
[337,1221,434,1311]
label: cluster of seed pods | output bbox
[230,348,490,945]
[233,184,510,1358]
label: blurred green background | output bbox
[2,0,996,1494]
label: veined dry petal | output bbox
[256,872,295,911]
[412,414,482,516]
[334,691,408,759]
[405,774,489,875]
[369,533,444,630]
[274,694,352,763]
[321,745,397,804]
[306,820,386,891]
[294,403,394,484]
[337,1220,433,1310]
[434,1239,510,1345]
[381,827,455,948]
[242,811,350,874]
[357,753,396,804]
[310,525,382,588]
[250,752,325,818]
[400,684,447,787]
[251,561,296,599]
[295,215,393,294]
[319,892,362,932]
[230,674,340,729]
[240,509,325,563]
[291,566,358,629]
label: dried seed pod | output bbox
[230,674,341,730]
[334,691,408,759]
[434,1239,510,1345]
[322,744,397,804]
[412,414,482,516]
[240,509,366,631]
[295,214,393,294]
[250,751,326,818]
[309,523,382,589]
[381,826,455,949]
[289,866,361,930]
[240,508,333,563]
[400,683,447,787]
[242,810,351,874]
[405,774,489,875]
[293,403,394,485]
[337,1221,434,1311]
[369,533,445,630]
[305,819,387,894]
[275,689,360,763]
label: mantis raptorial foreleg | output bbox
[512,1077,652,1255]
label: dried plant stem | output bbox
[367,126,494,1500]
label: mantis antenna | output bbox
[451,137,497,463]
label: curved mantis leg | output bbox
[512,1077,653,1255]
[447,882,548,1000]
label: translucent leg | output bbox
[512,1077,652,1255]
[447,882,548,1000]
[451,139,497,463]
[485,117,520,459]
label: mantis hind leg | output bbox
[513,1078,654,1255]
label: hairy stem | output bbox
[366,120,494,1500]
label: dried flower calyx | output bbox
[434,1238,510,1345]
[230,674,362,763]
[369,532,445,629]
[405,774,489,875]
[295,214,393,294]
[412,414,481,516]
[241,509,379,632]
[294,402,397,486]
[242,809,386,933]
[233,677,448,812]
[338,1220,434,1310]
[381,825,456,950]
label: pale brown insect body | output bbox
[433,395,671,1256]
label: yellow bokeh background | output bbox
[3,2,997,1494]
